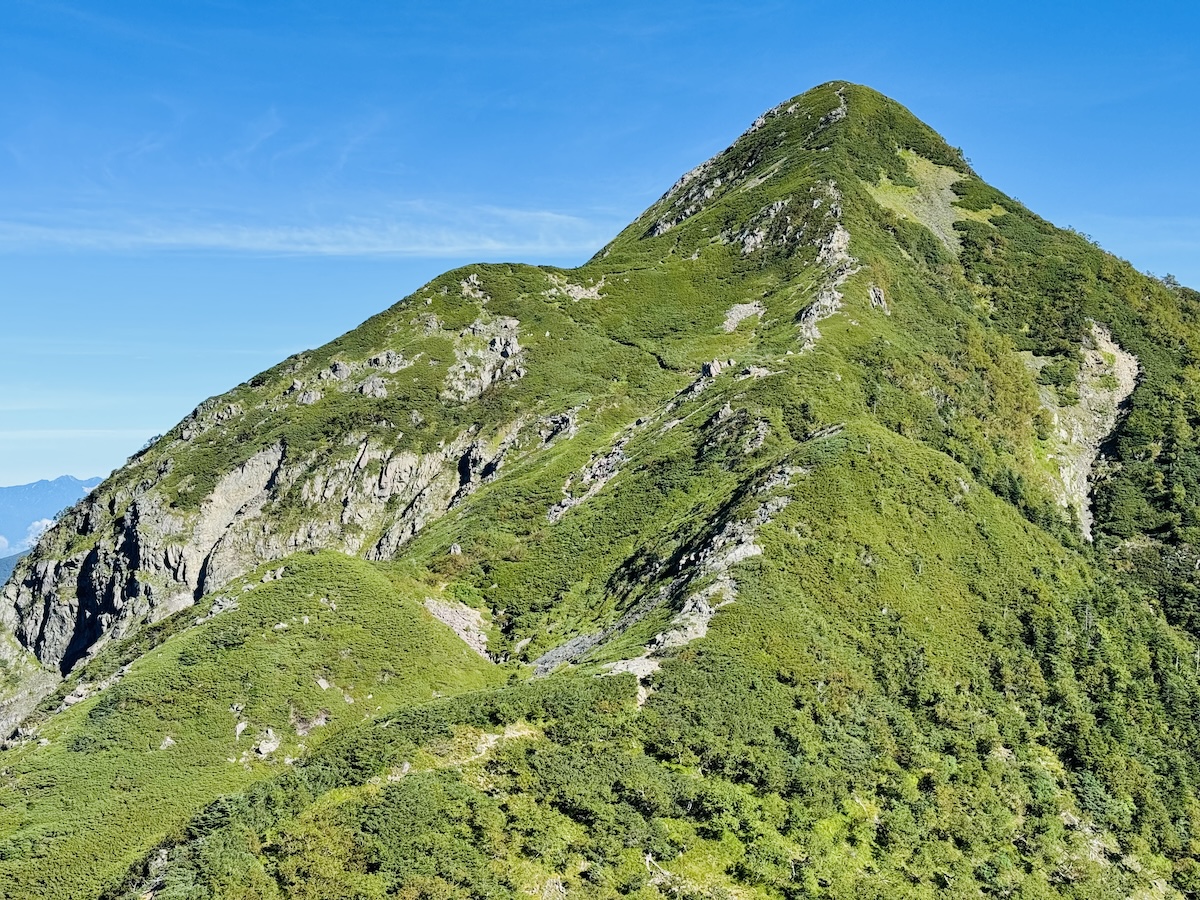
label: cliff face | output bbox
[0,408,527,674]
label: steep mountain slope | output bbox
[4,82,1200,898]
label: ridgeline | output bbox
[3,83,1200,899]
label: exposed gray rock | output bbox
[460,273,488,301]
[547,435,631,523]
[537,462,805,677]
[261,567,286,583]
[730,200,795,255]
[723,302,765,332]
[0,639,60,738]
[869,284,890,314]
[0,443,285,682]
[319,361,354,382]
[442,316,522,403]
[290,707,329,736]
[799,183,859,352]
[605,656,661,707]
[359,375,388,399]
[415,312,443,335]
[545,273,606,301]
[367,425,523,560]
[650,158,719,236]
[743,420,771,453]
[55,663,131,714]
[253,728,280,756]
[424,597,490,659]
[538,410,579,447]
[0,409,538,721]
[367,350,410,373]
[1028,322,1139,538]
[180,401,242,441]
[739,365,773,379]
[817,86,848,130]
[646,95,806,239]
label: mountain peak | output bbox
[3,85,1200,898]
[597,82,973,268]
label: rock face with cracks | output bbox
[1029,323,1139,538]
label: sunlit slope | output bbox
[0,553,497,898]
[115,424,1200,899]
[1,81,1200,897]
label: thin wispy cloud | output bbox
[0,204,618,257]
[225,108,285,168]
[333,113,389,173]
[20,1,196,52]
[0,428,162,439]
[21,518,54,550]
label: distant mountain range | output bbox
[0,475,101,556]
[0,552,23,586]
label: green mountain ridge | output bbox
[4,81,1200,898]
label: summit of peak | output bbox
[598,81,974,266]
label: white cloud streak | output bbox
[21,519,54,551]
[0,428,160,439]
[0,204,619,258]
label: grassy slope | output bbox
[5,82,1200,898]
[0,553,497,898]
[108,424,1200,899]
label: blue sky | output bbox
[2,1,1197,485]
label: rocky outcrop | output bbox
[0,408,537,700]
[723,302,765,332]
[359,375,388,398]
[460,272,489,302]
[869,284,890,314]
[818,86,848,128]
[646,131,779,239]
[0,445,285,676]
[730,200,794,254]
[544,273,606,302]
[536,461,808,678]
[798,182,859,351]
[1030,323,1139,538]
[547,434,631,523]
[642,88,850,242]
[180,400,243,442]
[442,316,523,403]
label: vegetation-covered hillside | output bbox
[4,82,1200,898]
